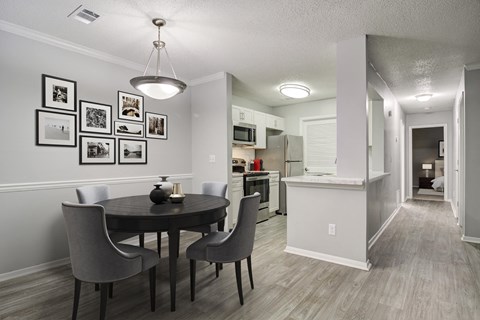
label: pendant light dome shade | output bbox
[130,18,187,100]
[130,76,186,100]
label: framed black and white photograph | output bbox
[80,100,112,135]
[118,139,147,164]
[79,136,116,164]
[118,91,144,122]
[42,74,77,111]
[145,112,167,139]
[114,121,144,137]
[36,109,76,147]
[438,140,445,158]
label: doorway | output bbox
[409,125,447,201]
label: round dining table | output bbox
[97,194,230,312]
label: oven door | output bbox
[244,175,269,206]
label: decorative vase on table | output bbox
[150,183,168,204]
[158,176,173,198]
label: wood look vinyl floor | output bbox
[1,199,480,320]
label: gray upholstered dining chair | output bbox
[184,181,228,235]
[186,192,260,305]
[62,202,159,320]
[76,185,163,257]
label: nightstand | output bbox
[419,177,434,189]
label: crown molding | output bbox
[0,19,145,72]
[465,63,480,71]
[190,72,226,86]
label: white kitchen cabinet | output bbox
[254,111,266,149]
[230,176,244,228]
[232,105,254,124]
[269,172,280,215]
[266,114,285,131]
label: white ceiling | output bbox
[1,0,479,113]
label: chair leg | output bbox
[247,256,254,289]
[190,259,196,301]
[108,283,113,299]
[72,278,81,320]
[100,283,109,320]
[215,263,220,278]
[235,261,244,305]
[149,266,156,312]
[95,283,99,291]
[139,234,145,247]
[156,232,162,257]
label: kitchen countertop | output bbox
[282,175,365,190]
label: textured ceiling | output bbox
[1,0,479,113]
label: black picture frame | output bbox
[118,91,144,122]
[36,109,77,147]
[438,140,445,158]
[114,121,144,138]
[145,111,168,139]
[79,100,112,135]
[118,139,147,164]
[79,135,116,165]
[42,74,77,112]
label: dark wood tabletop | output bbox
[97,193,230,312]
[100,194,230,232]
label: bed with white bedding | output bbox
[432,159,444,192]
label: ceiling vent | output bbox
[68,5,100,24]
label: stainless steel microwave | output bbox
[233,122,256,145]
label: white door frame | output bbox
[400,118,406,203]
[408,123,448,200]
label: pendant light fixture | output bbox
[130,18,187,100]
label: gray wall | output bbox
[366,61,405,243]
[191,73,232,192]
[464,68,480,238]
[412,127,444,186]
[0,30,193,274]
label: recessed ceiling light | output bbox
[415,93,433,102]
[279,84,310,99]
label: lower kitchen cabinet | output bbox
[269,172,279,216]
[230,176,243,228]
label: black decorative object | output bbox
[149,184,168,204]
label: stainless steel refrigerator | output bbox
[256,134,303,214]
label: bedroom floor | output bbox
[413,187,444,201]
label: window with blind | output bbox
[302,117,337,174]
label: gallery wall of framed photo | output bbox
[36,74,168,165]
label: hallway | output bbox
[368,199,480,319]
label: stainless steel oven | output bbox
[244,172,269,223]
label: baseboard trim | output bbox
[448,200,458,219]
[0,174,192,193]
[368,205,401,250]
[0,232,171,282]
[461,235,480,244]
[0,257,70,282]
[284,246,372,271]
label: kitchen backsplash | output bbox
[232,147,255,164]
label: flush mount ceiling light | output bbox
[279,84,310,99]
[130,18,187,100]
[415,93,433,102]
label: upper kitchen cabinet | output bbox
[266,114,285,131]
[254,111,267,149]
[232,105,254,124]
